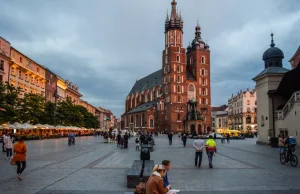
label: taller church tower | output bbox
[162,0,187,131]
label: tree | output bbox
[19,93,45,124]
[43,101,56,125]
[0,82,22,123]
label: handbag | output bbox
[10,155,16,166]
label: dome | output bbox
[262,33,284,61]
[263,46,284,61]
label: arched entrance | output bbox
[191,124,196,135]
[197,124,202,135]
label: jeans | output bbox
[195,151,203,166]
[183,141,186,147]
[16,161,26,174]
[207,151,214,164]
[6,148,12,158]
[169,139,172,145]
[2,143,5,152]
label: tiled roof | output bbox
[253,67,289,80]
[212,105,228,112]
[127,100,157,114]
[128,70,162,95]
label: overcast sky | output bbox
[1,0,299,117]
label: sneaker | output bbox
[18,174,22,180]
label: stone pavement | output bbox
[0,136,299,194]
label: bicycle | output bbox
[280,147,298,167]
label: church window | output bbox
[188,84,195,100]
[202,78,205,86]
[150,119,154,128]
[201,56,205,64]
[165,56,168,64]
[177,96,181,103]
[201,69,205,76]
[177,56,180,62]
[202,88,205,95]
[177,65,180,73]
[130,115,134,123]
[177,113,181,121]
[190,57,193,65]
[177,75,180,83]
[177,46,180,53]
[177,85,181,93]
[203,98,206,104]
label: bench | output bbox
[127,160,154,188]
[141,144,153,152]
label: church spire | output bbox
[270,32,275,47]
[170,0,177,20]
[165,0,183,32]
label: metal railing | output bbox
[275,90,300,120]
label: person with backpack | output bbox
[285,136,297,164]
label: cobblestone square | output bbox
[0,136,299,194]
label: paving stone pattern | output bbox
[0,136,299,194]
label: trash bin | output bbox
[140,148,150,160]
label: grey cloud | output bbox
[1,0,299,117]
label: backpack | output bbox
[288,136,297,145]
[134,181,146,194]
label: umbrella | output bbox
[21,123,35,129]
[13,122,23,129]
[35,124,47,128]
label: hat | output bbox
[157,165,166,171]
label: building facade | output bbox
[211,105,228,131]
[121,0,212,133]
[65,80,82,105]
[56,76,67,102]
[0,37,11,83]
[228,89,257,132]
[10,47,46,97]
[216,112,228,131]
[45,69,57,103]
[253,34,300,144]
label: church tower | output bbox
[162,0,186,132]
[186,22,212,132]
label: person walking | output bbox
[193,138,205,168]
[124,133,129,149]
[147,165,171,194]
[117,133,121,147]
[2,132,7,152]
[13,137,27,180]
[206,135,217,168]
[5,133,13,160]
[226,133,230,144]
[168,132,173,145]
[278,134,285,154]
[182,134,187,147]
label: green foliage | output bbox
[0,82,100,128]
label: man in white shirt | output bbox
[193,138,205,168]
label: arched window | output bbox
[177,96,181,103]
[202,88,205,95]
[142,113,145,127]
[136,115,139,127]
[201,69,205,76]
[190,57,193,65]
[177,85,181,93]
[177,56,180,62]
[130,115,134,123]
[177,65,180,73]
[202,98,206,105]
[177,75,180,83]
[177,113,181,121]
[150,119,154,128]
[202,78,205,86]
[187,84,195,100]
[201,56,205,64]
[177,46,180,53]
[164,86,169,94]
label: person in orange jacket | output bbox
[13,137,27,180]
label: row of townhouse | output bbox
[0,37,118,129]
